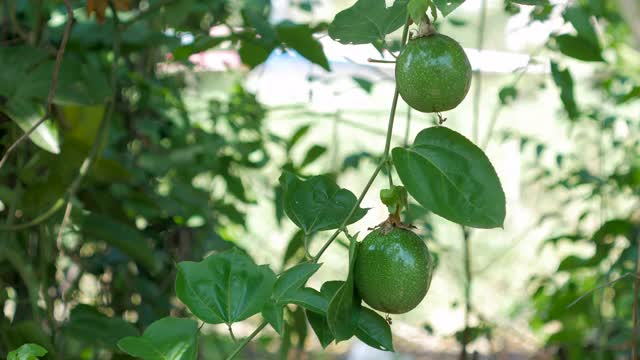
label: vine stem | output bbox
[632,228,640,359]
[0,0,74,171]
[223,17,412,360]
[0,1,121,233]
[461,0,487,358]
[55,0,121,243]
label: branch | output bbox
[632,228,640,359]
[224,17,413,360]
[0,0,74,171]
[55,0,121,242]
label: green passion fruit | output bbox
[354,227,434,314]
[395,33,472,113]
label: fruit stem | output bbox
[367,58,396,64]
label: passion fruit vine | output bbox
[354,218,434,314]
[395,31,472,113]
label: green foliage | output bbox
[280,172,368,234]
[175,249,277,324]
[392,127,506,228]
[328,0,408,45]
[7,344,47,360]
[327,235,360,342]
[118,318,198,360]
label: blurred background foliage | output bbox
[0,0,639,359]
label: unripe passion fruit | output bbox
[395,33,472,113]
[354,227,434,314]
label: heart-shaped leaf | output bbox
[280,172,368,234]
[8,344,47,360]
[328,0,408,45]
[392,126,506,228]
[118,317,198,360]
[175,248,276,324]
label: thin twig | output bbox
[403,105,412,147]
[566,272,638,309]
[54,1,121,242]
[228,325,238,343]
[461,1,487,358]
[632,229,640,359]
[0,0,74,170]
[367,58,396,64]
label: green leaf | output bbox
[553,34,603,62]
[117,317,198,360]
[550,62,580,120]
[392,127,506,228]
[327,235,360,341]
[432,0,465,17]
[262,300,284,334]
[352,77,374,94]
[300,145,327,169]
[7,344,47,360]
[280,287,328,314]
[276,21,331,71]
[407,0,428,23]
[306,311,334,348]
[498,86,518,105]
[77,212,163,274]
[62,304,138,350]
[328,0,409,45]
[563,6,599,46]
[287,124,312,152]
[175,248,276,324]
[280,171,368,233]
[355,307,394,351]
[273,263,322,301]
[239,40,275,68]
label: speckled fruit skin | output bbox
[395,33,472,113]
[354,228,434,314]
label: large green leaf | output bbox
[117,317,198,360]
[392,127,506,228]
[354,307,394,351]
[553,34,603,62]
[327,235,360,341]
[280,172,368,234]
[433,0,465,17]
[328,0,408,45]
[276,21,330,71]
[550,62,579,120]
[63,304,138,349]
[7,344,47,360]
[175,248,276,324]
